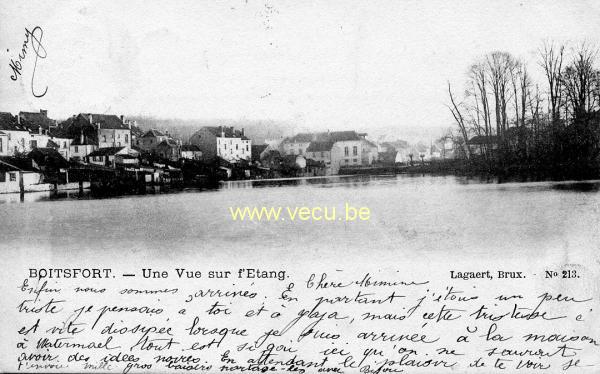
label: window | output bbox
[74,146,79,153]
[344,146,349,156]
[236,144,239,150]
[125,134,128,143]
[246,145,249,151]
[0,139,3,152]
[321,152,324,157]
[30,140,37,149]
[344,159,349,164]
[9,172,17,182]
[0,172,4,182]
[353,158,358,163]
[353,146,358,156]
[102,135,106,142]
[62,142,66,148]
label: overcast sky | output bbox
[1,0,599,131]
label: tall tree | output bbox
[539,41,565,123]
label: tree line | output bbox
[447,41,600,174]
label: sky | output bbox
[1,0,599,133]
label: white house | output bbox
[0,158,53,194]
[189,126,251,163]
[291,131,377,174]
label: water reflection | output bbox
[550,181,600,192]
[1,174,599,204]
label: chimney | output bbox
[80,129,84,144]
[40,109,47,117]
[221,126,224,137]
[120,115,125,124]
[38,127,42,135]
[89,114,93,124]
[17,114,20,125]
[241,128,245,136]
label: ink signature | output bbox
[8,26,48,98]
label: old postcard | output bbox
[1,1,599,373]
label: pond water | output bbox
[1,174,598,265]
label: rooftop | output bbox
[306,141,334,152]
[181,144,201,152]
[0,112,30,132]
[142,129,166,138]
[79,113,130,130]
[87,147,126,157]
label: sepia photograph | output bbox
[0,1,599,373]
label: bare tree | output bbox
[562,43,599,118]
[539,41,565,123]
[486,51,515,142]
[468,63,492,138]
[447,82,472,159]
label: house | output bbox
[189,126,251,163]
[69,133,98,162]
[281,133,314,156]
[430,144,442,160]
[85,147,130,167]
[0,131,8,156]
[18,109,55,131]
[28,148,69,171]
[378,149,398,164]
[362,138,379,164]
[305,141,334,173]
[305,158,327,177]
[19,110,73,159]
[115,154,139,167]
[46,128,73,160]
[156,139,181,161]
[287,130,378,174]
[128,122,145,149]
[180,144,202,160]
[251,144,269,163]
[0,112,35,156]
[137,129,170,153]
[260,150,283,169]
[0,157,52,193]
[60,113,132,155]
[27,148,70,184]
[468,135,499,156]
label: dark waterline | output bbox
[1,174,600,205]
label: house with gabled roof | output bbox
[156,138,181,161]
[137,129,170,153]
[180,144,202,160]
[18,110,73,159]
[0,112,37,156]
[283,130,379,174]
[60,113,132,153]
[0,157,51,193]
[189,126,251,162]
[85,146,132,167]
[281,133,314,156]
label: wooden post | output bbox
[19,172,24,195]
